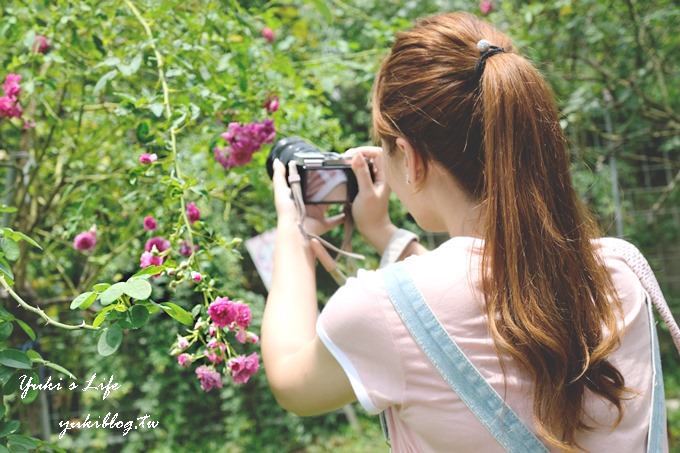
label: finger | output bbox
[342,146,382,159]
[272,158,289,192]
[369,151,385,185]
[287,160,300,183]
[351,152,374,194]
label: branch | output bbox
[124,0,196,254]
[0,276,99,331]
[650,169,680,217]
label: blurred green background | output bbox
[0,0,678,451]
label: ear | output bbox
[395,137,424,185]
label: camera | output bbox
[266,137,375,204]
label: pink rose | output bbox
[207,297,236,328]
[227,352,259,384]
[191,271,202,282]
[195,365,223,392]
[186,202,200,223]
[145,236,170,253]
[33,35,50,54]
[139,153,157,164]
[480,0,493,15]
[143,215,157,231]
[264,96,279,113]
[208,324,217,337]
[207,298,251,330]
[3,73,21,98]
[179,240,198,257]
[0,96,22,119]
[73,229,97,252]
[177,353,192,367]
[234,302,252,329]
[177,335,189,350]
[139,251,163,268]
[261,27,275,43]
[235,329,259,344]
[205,350,223,364]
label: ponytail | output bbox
[372,12,629,451]
[479,52,627,450]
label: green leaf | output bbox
[0,238,19,262]
[138,301,161,315]
[97,325,123,356]
[0,257,14,282]
[70,291,96,310]
[40,360,76,380]
[136,122,152,143]
[12,231,41,250]
[3,372,21,394]
[117,53,142,76]
[0,349,31,369]
[93,283,110,292]
[149,102,164,118]
[19,371,39,404]
[0,206,17,214]
[0,322,12,340]
[92,305,116,328]
[25,350,41,361]
[1,229,41,250]
[310,0,333,22]
[129,305,149,329]
[0,366,13,386]
[123,278,152,300]
[0,420,19,438]
[159,303,194,326]
[99,282,126,305]
[93,70,117,95]
[16,320,35,341]
[0,306,13,322]
[131,265,164,278]
[7,434,39,450]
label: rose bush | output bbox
[0,0,677,451]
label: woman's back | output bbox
[317,236,664,452]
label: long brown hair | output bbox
[371,12,628,451]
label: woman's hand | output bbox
[272,158,346,237]
[345,147,396,253]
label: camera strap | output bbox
[288,171,366,278]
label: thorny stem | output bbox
[0,276,99,331]
[123,0,196,255]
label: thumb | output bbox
[351,152,373,194]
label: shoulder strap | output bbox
[381,262,549,453]
[643,288,668,453]
[607,237,680,354]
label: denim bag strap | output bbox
[644,288,666,453]
[380,261,549,453]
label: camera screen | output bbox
[305,169,348,204]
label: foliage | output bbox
[0,0,677,451]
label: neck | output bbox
[424,165,485,239]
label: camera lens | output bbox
[266,137,321,180]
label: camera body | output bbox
[266,137,375,204]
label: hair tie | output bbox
[475,39,505,79]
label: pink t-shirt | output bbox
[316,236,667,452]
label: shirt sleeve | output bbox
[316,268,405,414]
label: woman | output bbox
[262,11,668,452]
